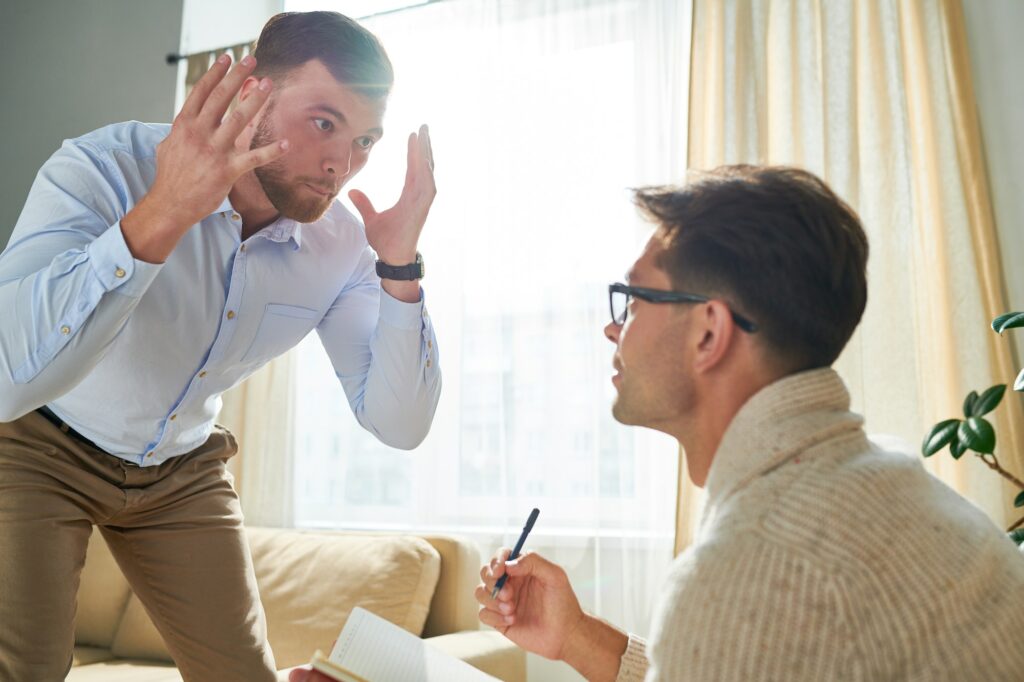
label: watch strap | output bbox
[375,252,424,280]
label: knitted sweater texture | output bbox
[615,368,1024,681]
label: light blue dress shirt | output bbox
[0,121,441,465]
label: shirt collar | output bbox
[702,367,864,512]
[211,196,234,216]
[262,218,303,250]
[206,197,303,251]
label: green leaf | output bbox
[992,311,1024,334]
[962,391,979,418]
[958,417,997,455]
[971,385,1006,416]
[951,439,968,459]
[922,419,961,457]
[1010,528,1024,546]
[1016,368,1024,392]
[1014,491,1024,508]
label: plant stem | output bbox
[1008,515,1024,533]
[977,452,1024,490]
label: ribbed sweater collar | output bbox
[702,367,865,514]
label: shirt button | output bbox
[226,310,236,320]
[146,451,154,458]
[427,340,432,350]
[426,359,432,368]
[169,414,177,421]
[231,212,241,221]
[240,244,247,252]
[115,267,126,278]
[198,371,208,378]
[60,325,71,335]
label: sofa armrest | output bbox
[425,630,526,682]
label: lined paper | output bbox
[327,607,499,682]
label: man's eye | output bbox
[356,137,374,150]
[314,118,333,132]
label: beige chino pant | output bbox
[0,411,277,682]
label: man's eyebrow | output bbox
[309,104,384,137]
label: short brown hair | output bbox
[635,165,869,371]
[253,11,393,98]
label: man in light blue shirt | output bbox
[0,12,440,680]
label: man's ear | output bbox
[692,300,738,374]
[238,75,262,102]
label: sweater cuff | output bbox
[614,633,649,682]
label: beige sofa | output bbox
[67,526,525,681]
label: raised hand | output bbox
[121,54,289,263]
[475,548,585,661]
[348,124,436,266]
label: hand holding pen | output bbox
[476,507,595,662]
[492,508,540,598]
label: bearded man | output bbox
[0,11,440,681]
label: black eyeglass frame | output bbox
[608,282,758,333]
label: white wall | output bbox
[963,0,1024,368]
[180,0,282,56]
[0,0,185,247]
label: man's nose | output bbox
[323,141,353,178]
[604,320,621,344]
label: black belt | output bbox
[36,406,103,452]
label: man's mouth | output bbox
[304,183,334,197]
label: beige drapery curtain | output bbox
[676,0,1023,554]
[182,42,255,92]
[178,41,297,528]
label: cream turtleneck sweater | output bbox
[615,368,1024,681]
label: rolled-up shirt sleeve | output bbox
[316,246,441,450]
[0,139,162,422]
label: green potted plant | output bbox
[922,311,1024,545]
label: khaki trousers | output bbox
[0,411,277,682]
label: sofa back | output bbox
[74,526,482,668]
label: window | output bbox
[288,0,690,649]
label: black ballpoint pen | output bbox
[492,507,540,599]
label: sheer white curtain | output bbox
[285,0,691,677]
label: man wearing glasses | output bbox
[475,165,1024,680]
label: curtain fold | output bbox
[219,351,298,528]
[679,0,1023,551]
[183,42,255,92]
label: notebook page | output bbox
[328,607,499,682]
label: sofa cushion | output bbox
[248,528,442,668]
[72,645,117,666]
[107,527,441,670]
[75,528,133,648]
[426,631,528,682]
[418,534,483,637]
[66,659,182,681]
[109,594,173,662]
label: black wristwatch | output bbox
[375,252,425,280]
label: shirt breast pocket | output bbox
[241,304,320,365]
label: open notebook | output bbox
[309,607,500,682]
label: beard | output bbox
[250,113,336,223]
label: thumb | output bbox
[505,551,560,582]
[348,189,378,224]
